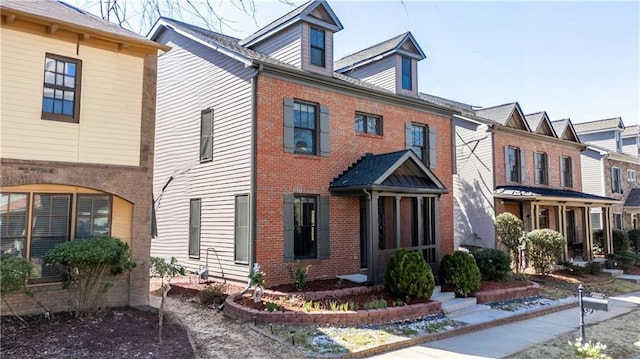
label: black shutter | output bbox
[428,127,436,168]
[319,196,330,259]
[200,108,213,161]
[405,122,412,150]
[283,193,295,262]
[283,99,294,153]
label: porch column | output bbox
[559,204,568,260]
[603,207,613,254]
[530,202,536,230]
[395,196,401,249]
[584,207,592,260]
[434,196,440,262]
[417,197,424,246]
[369,192,379,284]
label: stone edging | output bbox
[224,286,441,326]
[474,282,540,304]
[248,300,580,359]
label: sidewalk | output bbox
[370,291,640,359]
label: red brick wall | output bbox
[494,131,583,191]
[254,75,453,286]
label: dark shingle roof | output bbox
[495,186,617,202]
[1,0,162,48]
[475,103,517,125]
[551,119,568,136]
[624,188,640,208]
[335,32,425,72]
[623,125,639,137]
[419,93,475,112]
[525,112,544,131]
[574,117,624,133]
[330,150,446,192]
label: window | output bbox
[1,192,114,283]
[628,169,636,182]
[538,209,548,228]
[611,167,622,194]
[293,195,317,259]
[534,152,548,185]
[615,131,622,152]
[613,213,623,230]
[591,212,602,230]
[200,108,213,161]
[355,113,382,135]
[189,199,201,258]
[411,124,427,161]
[407,123,436,168]
[42,54,81,122]
[310,27,325,67]
[234,195,249,263]
[560,156,573,187]
[283,99,329,156]
[401,57,412,90]
[75,195,111,238]
[506,147,521,183]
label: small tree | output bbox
[384,249,435,302]
[0,255,50,322]
[526,229,564,275]
[438,251,481,297]
[149,256,185,344]
[495,212,525,272]
[44,236,136,317]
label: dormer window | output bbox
[310,27,325,67]
[401,57,412,90]
[615,131,622,152]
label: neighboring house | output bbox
[0,0,167,314]
[149,0,457,285]
[452,102,618,259]
[576,118,640,232]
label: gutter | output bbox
[250,63,263,268]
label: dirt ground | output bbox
[2,267,638,359]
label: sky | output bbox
[75,0,640,126]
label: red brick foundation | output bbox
[474,281,540,304]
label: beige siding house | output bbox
[0,0,168,315]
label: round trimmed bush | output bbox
[438,251,481,297]
[384,249,435,301]
[471,248,511,281]
[525,229,564,275]
[628,229,640,253]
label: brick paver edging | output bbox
[224,286,441,326]
[247,300,580,359]
[474,281,541,304]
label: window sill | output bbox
[293,154,322,160]
[355,132,383,139]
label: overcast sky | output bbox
[76,0,640,126]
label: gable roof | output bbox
[475,102,531,131]
[1,0,167,51]
[495,185,617,205]
[623,125,639,138]
[330,150,447,194]
[573,117,624,134]
[335,32,426,72]
[551,119,580,143]
[624,188,640,208]
[239,0,343,47]
[525,111,557,137]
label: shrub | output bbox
[198,284,225,306]
[612,229,630,253]
[494,212,525,272]
[44,236,136,317]
[584,261,602,275]
[628,229,640,253]
[615,251,638,271]
[438,251,481,297]
[525,229,564,275]
[0,255,49,322]
[470,248,511,281]
[559,261,585,277]
[149,256,186,344]
[384,249,435,301]
[592,230,604,254]
[287,260,310,292]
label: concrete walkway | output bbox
[370,291,640,359]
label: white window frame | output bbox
[628,169,636,182]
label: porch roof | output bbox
[624,188,640,209]
[329,150,448,195]
[495,185,619,205]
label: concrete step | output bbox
[616,274,640,284]
[431,291,455,304]
[446,303,492,319]
[602,269,624,277]
[433,286,442,295]
[441,297,478,315]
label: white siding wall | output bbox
[453,119,496,249]
[578,131,617,153]
[346,56,396,93]
[622,136,639,158]
[580,150,605,196]
[152,30,253,282]
[0,27,143,166]
[253,24,302,68]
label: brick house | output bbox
[148,0,457,285]
[576,118,640,231]
[0,0,167,314]
[451,101,618,260]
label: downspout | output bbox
[363,188,374,285]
